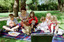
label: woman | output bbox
[19,7,29,23]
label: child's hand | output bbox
[10,29,14,31]
[31,20,36,23]
[11,28,16,31]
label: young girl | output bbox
[29,11,38,31]
[46,13,52,32]
[37,17,49,33]
[49,15,58,34]
[46,13,51,23]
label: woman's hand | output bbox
[20,17,23,20]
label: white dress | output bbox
[37,21,48,31]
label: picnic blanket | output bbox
[2,30,44,41]
[52,35,64,42]
[2,30,64,42]
[2,30,31,41]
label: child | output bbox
[46,13,52,32]
[37,17,49,33]
[29,11,38,31]
[22,22,31,35]
[46,13,51,22]
[50,15,58,34]
[7,14,18,25]
[3,14,19,32]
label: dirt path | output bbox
[0,17,19,21]
[0,17,8,21]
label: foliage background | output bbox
[0,0,59,12]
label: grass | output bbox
[0,11,64,42]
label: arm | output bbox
[3,26,11,30]
[15,19,18,25]
[20,17,23,20]
[7,19,9,25]
[11,25,19,30]
[27,16,29,21]
[28,18,32,24]
[51,24,54,33]
[55,24,59,33]
[19,14,23,20]
[37,23,41,27]
[3,26,13,31]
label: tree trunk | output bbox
[58,0,62,11]
[13,0,19,17]
[62,3,64,12]
[21,0,26,9]
[35,1,38,10]
[62,0,64,12]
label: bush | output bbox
[28,4,36,10]
[0,0,14,13]
[0,6,9,13]
[37,3,58,10]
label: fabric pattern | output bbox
[2,30,64,42]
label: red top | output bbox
[28,16,38,24]
[48,20,57,32]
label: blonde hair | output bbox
[46,13,51,18]
[40,17,46,21]
[50,15,57,21]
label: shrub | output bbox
[37,3,58,10]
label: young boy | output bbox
[3,14,19,32]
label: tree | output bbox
[13,0,19,17]
[58,0,64,12]
[0,0,14,12]
[21,0,26,9]
[58,0,62,11]
[61,0,64,12]
[32,0,38,10]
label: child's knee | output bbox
[3,26,6,28]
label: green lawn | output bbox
[0,11,64,29]
[0,11,64,42]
